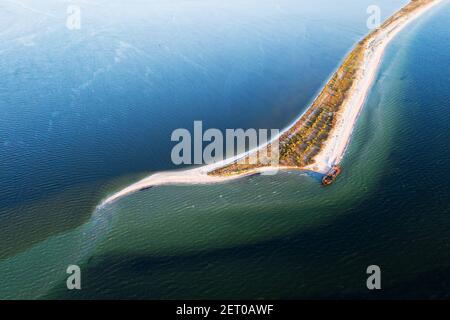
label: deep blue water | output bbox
[1,0,450,299]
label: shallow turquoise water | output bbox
[1,0,450,299]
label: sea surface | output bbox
[1,0,449,299]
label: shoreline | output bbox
[305,0,441,173]
[100,0,441,207]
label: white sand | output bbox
[101,0,441,207]
[305,0,441,173]
[101,157,294,206]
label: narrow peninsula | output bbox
[209,0,441,177]
[101,0,441,206]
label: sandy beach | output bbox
[306,0,442,173]
[101,0,441,207]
